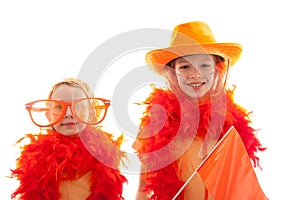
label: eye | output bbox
[200,63,214,69]
[55,104,62,110]
[201,64,210,68]
[178,65,190,70]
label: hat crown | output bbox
[170,21,216,46]
[145,20,242,75]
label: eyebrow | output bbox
[176,58,190,64]
[176,58,214,64]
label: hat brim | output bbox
[146,43,242,75]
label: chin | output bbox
[57,126,86,136]
[186,91,207,98]
[59,130,79,136]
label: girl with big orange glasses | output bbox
[11,78,127,200]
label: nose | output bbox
[190,67,202,78]
[65,106,73,117]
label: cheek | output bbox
[176,72,187,81]
[176,72,183,78]
[209,72,215,80]
[208,70,216,80]
[205,71,216,88]
[176,73,188,86]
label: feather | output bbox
[11,127,127,200]
[133,87,266,199]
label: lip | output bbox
[60,121,78,126]
[187,82,206,89]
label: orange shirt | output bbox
[176,137,213,200]
[59,172,91,200]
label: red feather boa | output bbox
[134,87,265,200]
[11,127,127,200]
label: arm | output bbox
[135,167,149,200]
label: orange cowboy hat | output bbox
[146,21,243,75]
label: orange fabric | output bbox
[176,137,214,200]
[59,172,91,200]
[133,87,266,199]
[198,127,268,200]
[146,21,242,75]
[10,127,127,200]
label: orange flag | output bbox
[198,126,268,200]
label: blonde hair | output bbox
[48,78,94,99]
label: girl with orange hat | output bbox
[11,78,127,200]
[133,21,266,199]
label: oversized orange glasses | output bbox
[25,98,110,127]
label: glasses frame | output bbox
[25,98,111,127]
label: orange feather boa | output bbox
[134,87,265,199]
[11,127,127,200]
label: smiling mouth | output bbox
[187,82,205,87]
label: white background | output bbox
[1,0,300,199]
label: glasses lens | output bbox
[29,100,64,127]
[48,100,65,123]
[74,98,107,124]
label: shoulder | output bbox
[15,131,56,149]
[145,87,176,104]
[83,127,124,148]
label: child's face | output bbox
[50,85,88,136]
[174,54,216,98]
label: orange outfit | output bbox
[59,172,91,199]
[133,87,265,199]
[11,127,127,200]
